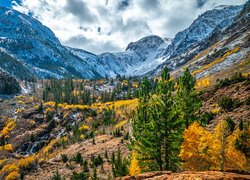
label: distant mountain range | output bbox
[0,1,249,81]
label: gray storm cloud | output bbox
[13,0,247,54]
[64,0,97,23]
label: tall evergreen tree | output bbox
[175,68,201,129]
[156,67,183,170]
[132,77,158,170]
[132,67,183,171]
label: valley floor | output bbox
[25,135,128,180]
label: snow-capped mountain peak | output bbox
[0,2,247,80]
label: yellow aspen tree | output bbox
[211,120,247,171]
[180,121,213,170]
[129,151,141,176]
[225,128,247,170]
[211,120,228,170]
[235,126,250,170]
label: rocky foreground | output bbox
[118,171,250,180]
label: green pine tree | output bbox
[175,67,201,129]
[132,67,183,171]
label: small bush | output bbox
[51,169,64,180]
[235,128,250,156]
[70,171,89,180]
[72,152,83,164]
[47,119,56,132]
[113,129,122,137]
[245,96,250,105]
[91,155,103,167]
[81,160,88,172]
[200,112,214,126]
[226,117,235,133]
[218,96,242,112]
[61,154,68,163]
[111,147,129,177]
[91,121,100,130]
[216,73,247,89]
[91,167,98,180]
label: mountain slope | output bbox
[0,69,21,95]
[70,4,245,78]
[0,6,170,79]
[0,3,248,81]
[0,6,102,79]
[70,35,169,78]
[151,4,244,75]
[168,1,250,82]
[0,49,34,80]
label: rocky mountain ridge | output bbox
[0,2,249,83]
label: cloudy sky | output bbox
[2,0,247,54]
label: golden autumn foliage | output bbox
[18,156,35,169]
[0,156,35,179]
[192,47,241,76]
[212,121,247,171]
[80,134,85,140]
[0,158,6,167]
[15,95,24,99]
[61,136,68,143]
[72,90,83,96]
[115,120,127,129]
[0,118,16,139]
[0,135,67,179]
[44,101,56,107]
[225,129,248,170]
[79,124,89,132]
[211,107,221,114]
[180,122,214,171]
[39,137,67,158]
[63,112,70,119]
[180,121,248,171]
[42,139,57,154]
[0,144,13,152]
[63,104,88,111]
[28,120,36,127]
[192,42,219,61]
[26,96,34,104]
[17,100,24,104]
[0,118,15,153]
[1,164,19,175]
[45,107,54,115]
[15,108,24,113]
[38,158,45,165]
[5,171,20,180]
[54,99,138,117]
[195,77,211,89]
[129,151,141,176]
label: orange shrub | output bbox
[1,164,19,175]
[6,171,20,180]
[18,156,35,169]
[0,144,13,152]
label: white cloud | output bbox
[12,0,247,54]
